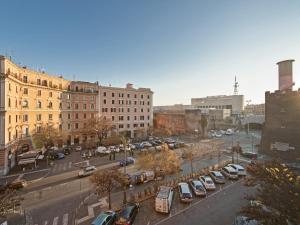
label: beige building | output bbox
[244,103,265,115]
[99,83,153,139]
[191,95,244,115]
[0,56,153,175]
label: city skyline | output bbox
[1,0,300,105]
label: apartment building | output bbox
[0,56,153,175]
[99,83,153,139]
[0,55,69,175]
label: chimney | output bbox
[126,83,133,89]
[277,59,295,91]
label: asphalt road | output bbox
[156,180,254,225]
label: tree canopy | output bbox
[241,160,300,225]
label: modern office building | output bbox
[191,94,244,115]
[0,56,153,175]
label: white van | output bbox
[155,186,174,213]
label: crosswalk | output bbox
[35,213,70,225]
[52,162,73,173]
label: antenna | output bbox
[233,76,239,95]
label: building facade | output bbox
[191,94,244,115]
[99,83,153,139]
[244,103,265,115]
[0,56,153,175]
[261,60,300,161]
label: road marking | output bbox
[62,213,68,225]
[52,217,58,225]
[155,180,242,225]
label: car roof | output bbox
[211,171,223,176]
[224,166,236,172]
[229,164,244,169]
[202,175,212,181]
[119,205,136,218]
[92,211,115,225]
[191,180,202,186]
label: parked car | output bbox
[209,171,226,184]
[178,182,193,203]
[92,210,117,225]
[63,146,71,155]
[241,151,258,160]
[8,179,27,190]
[55,152,65,159]
[155,186,174,213]
[225,129,234,135]
[119,157,135,167]
[215,133,222,138]
[115,203,139,225]
[227,164,247,176]
[131,172,145,185]
[189,180,206,197]
[143,170,155,183]
[233,216,259,225]
[75,146,82,151]
[141,141,152,148]
[199,175,216,191]
[78,166,97,178]
[96,146,110,155]
[221,166,239,180]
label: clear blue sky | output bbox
[1,0,300,106]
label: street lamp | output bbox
[121,136,128,206]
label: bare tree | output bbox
[0,188,23,219]
[90,168,124,209]
[32,124,67,149]
[84,115,113,146]
[241,160,300,225]
[199,114,208,138]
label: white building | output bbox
[191,95,244,115]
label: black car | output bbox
[241,152,258,160]
[63,146,71,155]
[115,203,139,225]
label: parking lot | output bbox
[134,175,246,225]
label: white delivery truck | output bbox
[155,186,174,213]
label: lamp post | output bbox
[121,136,128,206]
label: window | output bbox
[37,90,42,96]
[112,93,115,97]
[16,115,18,122]
[141,94,143,99]
[8,131,11,141]
[59,103,62,109]
[37,101,42,108]
[119,124,124,129]
[127,116,130,121]
[112,100,115,104]
[127,94,130,98]
[112,116,114,121]
[141,108,144,112]
[67,103,71,109]
[8,83,11,91]
[119,116,124,121]
[23,76,28,83]
[91,104,94,110]
[134,108,137,113]
[68,124,71,130]
[37,79,41,85]
[59,114,62,119]
[134,116,137,120]
[140,123,144,127]
[23,115,28,122]
[127,108,130,113]
[8,98,11,107]
[75,113,79,119]
[9,115,11,124]
[59,124,62,131]
[84,113,86,119]
[15,100,17,108]
[75,123,79,129]
[104,92,106,97]
[127,124,130,128]
[48,101,53,108]
[147,95,150,99]
[16,86,18,93]
[140,116,144,120]
[22,100,28,108]
[104,99,107,104]
[67,94,71,99]
[147,115,150,120]
[83,104,87,109]
[23,88,28,95]
[134,94,137,98]
[75,103,79,110]
[49,81,53,88]
[49,114,53,120]
[147,101,150,105]
[49,92,53,97]
[134,101,137,105]
[37,114,42,121]
[68,114,71,119]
